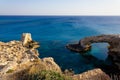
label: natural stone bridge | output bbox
[66,34,120,71]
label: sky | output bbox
[0,0,120,15]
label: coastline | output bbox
[66,34,120,76]
[0,33,112,80]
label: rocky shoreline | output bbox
[0,33,111,80]
[66,34,120,75]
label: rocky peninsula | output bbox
[66,34,120,75]
[0,33,111,80]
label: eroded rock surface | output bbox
[0,33,61,80]
[0,33,39,78]
[66,34,120,73]
[72,68,111,80]
[41,57,62,73]
[21,33,32,46]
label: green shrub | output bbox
[8,60,72,80]
[6,69,14,73]
[25,70,72,80]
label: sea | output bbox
[0,16,120,74]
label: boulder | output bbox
[42,57,62,73]
[72,68,111,80]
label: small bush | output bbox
[23,70,71,80]
[8,59,72,80]
[6,69,14,73]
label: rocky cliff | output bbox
[0,33,110,80]
[0,33,61,80]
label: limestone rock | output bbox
[0,33,62,80]
[0,33,40,79]
[66,34,120,72]
[21,33,40,49]
[21,33,32,47]
[42,57,62,73]
[72,68,111,80]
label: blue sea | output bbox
[0,16,120,73]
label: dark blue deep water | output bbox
[0,16,120,73]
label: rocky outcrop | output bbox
[66,34,120,74]
[0,33,111,80]
[0,33,61,80]
[0,33,40,78]
[21,33,32,46]
[21,33,40,49]
[41,57,62,73]
[66,34,120,52]
[72,68,111,80]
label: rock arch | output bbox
[66,34,120,70]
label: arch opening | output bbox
[90,43,109,60]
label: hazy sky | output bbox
[0,0,120,15]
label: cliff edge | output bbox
[0,33,110,80]
[0,33,61,80]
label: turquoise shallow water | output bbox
[91,43,109,60]
[0,16,120,73]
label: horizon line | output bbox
[0,14,120,16]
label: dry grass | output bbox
[28,60,46,74]
[8,59,71,80]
